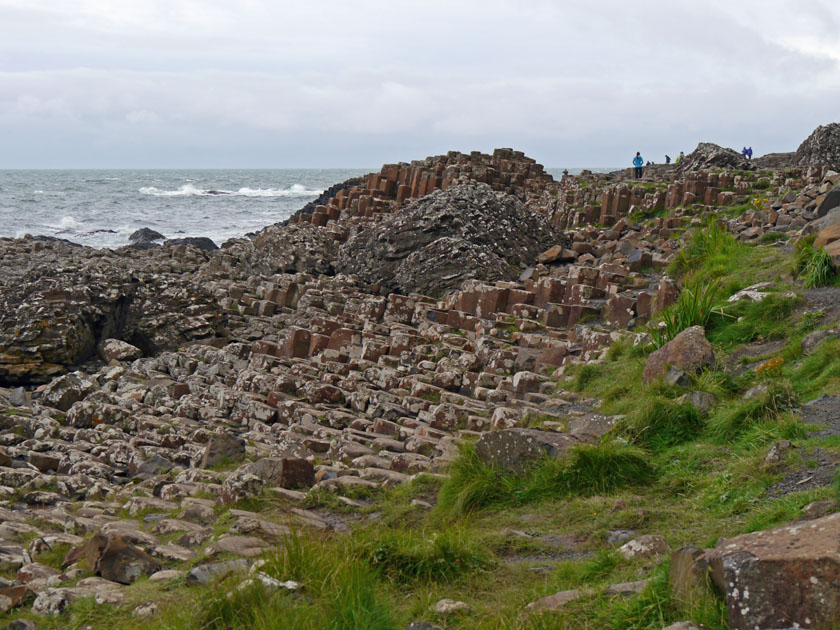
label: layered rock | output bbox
[336,184,563,295]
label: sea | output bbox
[0,168,609,249]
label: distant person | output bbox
[741,146,748,158]
[665,154,671,164]
[562,169,569,177]
[633,152,644,179]
[677,151,685,164]
[747,146,753,160]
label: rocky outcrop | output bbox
[0,237,225,385]
[795,122,840,167]
[336,184,564,295]
[677,143,752,173]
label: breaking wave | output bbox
[138,183,322,197]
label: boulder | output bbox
[40,372,97,411]
[97,338,142,362]
[128,228,165,247]
[698,512,840,630]
[65,532,160,585]
[200,432,246,468]
[642,326,714,383]
[814,223,840,249]
[164,237,218,251]
[474,428,585,473]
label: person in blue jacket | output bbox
[632,152,644,179]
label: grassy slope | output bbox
[5,217,840,630]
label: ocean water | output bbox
[0,167,612,249]
[0,169,369,249]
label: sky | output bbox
[1,0,839,168]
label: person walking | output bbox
[665,154,671,164]
[633,152,644,179]
[746,146,753,160]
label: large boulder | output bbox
[336,183,564,296]
[643,326,715,384]
[795,122,840,167]
[698,512,840,630]
[474,428,586,473]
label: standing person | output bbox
[747,146,753,160]
[665,155,671,164]
[741,147,748,158]
[633,152,644,179]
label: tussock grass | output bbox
[706,293,798,347]
[648,282,723,348]
[437,442,655,517]
[624,397,703,450]
[803,247,836,288]
[354,527,493,584]
[707,380,796,441]
[173,533,396,630]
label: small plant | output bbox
[802,247,836,288]
[647,282,724,348]
[756,357,784,377]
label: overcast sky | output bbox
[1,0,839,168]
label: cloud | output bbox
[0,1,838,166]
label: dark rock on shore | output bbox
[128,228,165,248]
[336,183,564,295]
[164,237,218,251]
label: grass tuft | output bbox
[624,397,704,450]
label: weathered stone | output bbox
[97,338,143,362]
[474,428,585,473]
[66,532,161,585]
[643,326,714,383]
[618,534,670,559]
[200,432,246,468]
[698,512,840,630]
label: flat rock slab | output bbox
[699,512,840,630]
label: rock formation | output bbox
[795,122,840,167]
[336,183,563,295]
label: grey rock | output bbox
[474,428,586,473]
[186,559,250,585]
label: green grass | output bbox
[706,380,796,441]
[803,247,838,288]
[647,282,723,347]
[161,533,396,630]
[436,441,655,517]
[624,397,703,450]
[706,293,798,347]
[354,527,494,584]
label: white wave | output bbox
[139,184,210,197]
[33,190,44,194]
[139,184,322,198]
[48,215,81,229]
